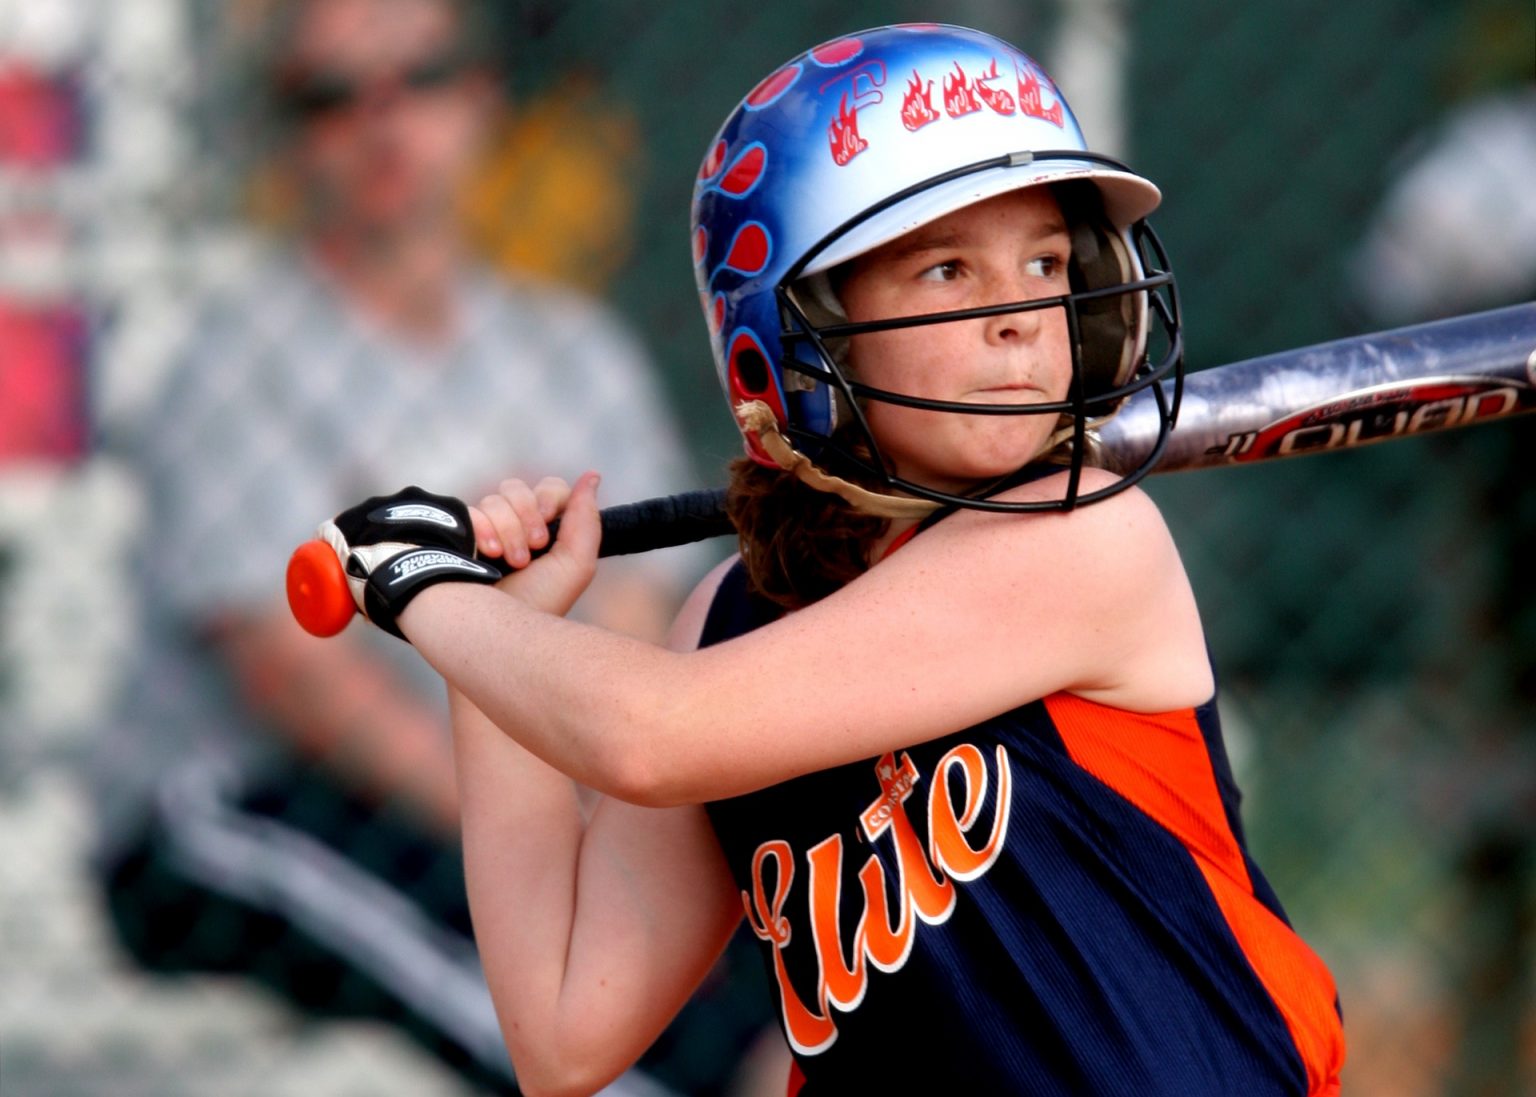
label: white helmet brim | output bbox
[800,159,1162,276]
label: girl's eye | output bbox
[1025,255,1064,279]
[917,260,962,282]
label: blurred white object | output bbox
[0,0,93,70]
[1049,0,1129,159]
[1351,87,1536,324]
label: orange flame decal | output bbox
[900,69,939,131]
[827,93,868,166]
[1016,65,1065,127]
[974,58,1016,115]
[942,62,981,117]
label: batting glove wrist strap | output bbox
[320,486,502,640]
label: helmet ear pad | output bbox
[782,272,855,436]
[1057,183,1148,400]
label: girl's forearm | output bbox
[448,686,628,1092]
[449,683,582,982]
[447,683,742,1093]
[406,581,683,803]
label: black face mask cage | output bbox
[773,151,1184,513]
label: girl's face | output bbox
[836,186,1074,497]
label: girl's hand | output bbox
[470,473,602,617]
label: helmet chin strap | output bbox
[735,399,1114,517]
[735,400,940,519]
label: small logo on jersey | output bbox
[381,503,459,529]
[743,743,1013,1055]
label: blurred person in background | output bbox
[88,0,774,1092]
[1347,0,1536,326]
[1348,81,1536,325]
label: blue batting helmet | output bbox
[691,23,1182,512]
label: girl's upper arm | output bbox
[411,477,1206,809]
[633,478,1210,801]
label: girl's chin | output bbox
[882,430,1057,495]
[893,461,1051,498]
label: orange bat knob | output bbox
[286,540,357,638]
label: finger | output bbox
[469,505,501,556]
[549,471,602,563]
[533,476,572,524]
[478,491,532,566]
[499,478,549,553]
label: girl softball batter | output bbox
[323,23,1346,1096]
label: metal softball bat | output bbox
[1098,301,1536,472]
[287,302,1535,636]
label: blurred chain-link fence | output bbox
[1,0,1532,1094]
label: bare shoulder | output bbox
[931,468,1181,580]
[897,468,1210,712]
[665,554,741,653]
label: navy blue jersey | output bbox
[701,560,1344,1095]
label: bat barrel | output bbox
[1101,302,1536,473]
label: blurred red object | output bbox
[0,63,82,167]
[0,302,88,462]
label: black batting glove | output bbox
[318,486,504,641]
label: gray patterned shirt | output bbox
[95,247,717,841]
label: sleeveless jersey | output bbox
[701,560,1344,1096]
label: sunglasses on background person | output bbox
[276,52,473,119]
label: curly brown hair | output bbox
[724,449,891,612]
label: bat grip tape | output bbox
[530,487,732,569]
